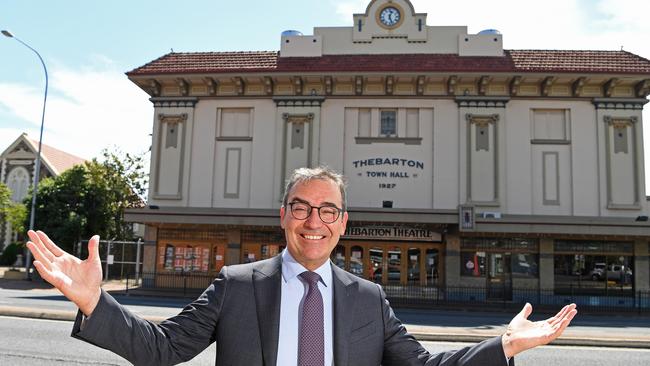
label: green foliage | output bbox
[0,182,11,216]
[25,148,148,253]
[0,242,23,266]
[6,203,28,235]
[1,182,28,244]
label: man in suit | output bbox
[26,166,576,366]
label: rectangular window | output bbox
[460,238,539,278]
[461,251,487,277]
[532,109,569,142]
[554,240,634,296]
[358,108,371,137]
[380,110,397,136]
[219,108,252,137]
[406,109,419,138]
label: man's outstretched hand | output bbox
[502,302,577,358]
[26,230,103,316]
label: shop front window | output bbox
[243,248,256,263]
[261,244,280,260]
[159,243,211,272]
[387,246,401,284]
[407,248,420,284]
[461,238,539,278]
[213,245,225,272]
[554,240,634,295]
[461,251,486,277]
[370,247,383,283]
[512,253,539,278]
[425,248,439,286]
[350,246,364,277]
[333,245,345,270]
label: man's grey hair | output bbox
[282,166,347,212]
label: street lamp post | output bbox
[2,30,48,280]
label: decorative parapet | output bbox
[455,96,510,108]
[273,96,326,107]
[592,98,648,110]
[150,97,198,108]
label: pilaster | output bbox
[445,234,460,287]
[634,239,649,292]
[539,238,554,291]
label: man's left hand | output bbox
[502,303,577,358]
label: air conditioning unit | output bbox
[481,211,501,219]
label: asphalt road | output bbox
[1,316,649,366]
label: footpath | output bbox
[0,272,649,349]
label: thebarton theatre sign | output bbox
[343,226,441,242]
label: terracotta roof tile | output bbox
[27,137,87,175]
[127,50,650,76]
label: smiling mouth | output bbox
[301,234,325,240]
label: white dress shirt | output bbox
[277,249,333,366]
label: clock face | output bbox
[379,7,400,27]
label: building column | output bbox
[634,239,649,292]
[142,226,158,274]
[226,229,241,266]
[539,238,554,291]
[1,158,6,182]
[445,234,460,287]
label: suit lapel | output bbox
[253,255,282,366]
[332,265,358,366]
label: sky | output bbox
[1,0,650,189]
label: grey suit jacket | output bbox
[72,255,512,366]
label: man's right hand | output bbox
[26,230,103,316]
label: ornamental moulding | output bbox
[455,96,510,108]
[273,96,325,107]
[150,97,198,108]
[593,98,648,110]
[282,113,314,124]
[158,113,188,125]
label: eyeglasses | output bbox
[287,201,343,224]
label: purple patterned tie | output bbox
[298,271,324,366]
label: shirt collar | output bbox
[281,249,332,287]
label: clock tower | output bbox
[353,0,428,43]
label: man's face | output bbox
[280,179,348,271]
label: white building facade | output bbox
[125,0,650,308]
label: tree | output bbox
[0,182,26,237]
[0,182,28,264]
[0,182,11,217]
[26,149,147,253]
[6,203,27,236]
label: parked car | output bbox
[589,263,632,282]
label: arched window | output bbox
[7,166,30,202]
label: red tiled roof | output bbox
[127,50,650,76]
[27,137,87,175]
